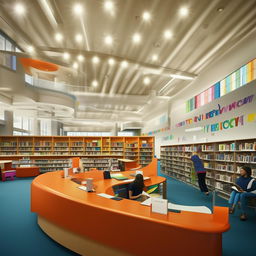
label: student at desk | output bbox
[128,174,145,201]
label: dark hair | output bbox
[241,166,252,177]
[134,174,144,190]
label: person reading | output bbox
[228,166,256,220]
[128,174,147,201]
[191,151,209,195]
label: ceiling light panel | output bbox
[142,11,151,21]
[75,34,83,43]
[179,6,189,17]
[92,80,98,87]
[73,3,83,15]
[104,35,113,45]
[14,3,26,15]
[55,33,63,42]
[63,52,70,60]
[132,33,141,43]
[92,56,100,64]
[77,55,84,62]
[108,58,115,65]
[164,30,173,39]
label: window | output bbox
[0,109,4,120]
[118,131,134,136]
[66,131,111,136]
[40,119,52,136]
[0,34,5,50]
[5,39,13,51]
[13,114,32,135]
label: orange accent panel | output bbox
[16,167,40,177]
[31,158,229,256]
[19,58,59,72]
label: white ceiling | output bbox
[0,0,256,130]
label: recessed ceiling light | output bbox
[152,54,158,61]
[104,35,113,45]
[92,56,100,64]
[179,7,189,17]
[14,3,25,15]
[73,62,78,69]
[164,30,173,39]
[92,80,98,87]
[77,55,84,62]
[217,7,224,12]
[63,52,70,60]
[132,33,141,43]
[104,1,114,11]
[143,77,151,85]
[55,33,63,42]
[75,34,83,43]
[121,60,128,68]
[108,58,115,65]
[27,45,34,53]
[170,74,194,80]
[142,11,151,21]
[73,3,83,15]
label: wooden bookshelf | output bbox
[160,138,256,198]
[0,136,154,172]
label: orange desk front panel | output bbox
[31,159,229,256]
[16,167,40,177]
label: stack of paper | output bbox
[97,193,114,199]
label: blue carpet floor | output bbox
[1,169,256,256]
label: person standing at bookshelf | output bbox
[229,166,256,221]
[191,151,209,195]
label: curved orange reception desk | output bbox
[31,159,230,256]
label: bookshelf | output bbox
[160,139,256,198]
[139,137,154,167]
[81,158,119,171]
[0,136,154,172]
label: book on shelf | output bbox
[218,143,236,151]
[238,142,256,151]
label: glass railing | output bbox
[25,74,96,96]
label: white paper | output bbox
[78,186,87,191]
[97,193,114,199]
[151,198,168,215]
[168,203,212,214]
[141,198,152,206]
[142,191,150,197]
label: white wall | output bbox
[143,30,256,157]
[171,80,256,144]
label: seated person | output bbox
[229,166,256,220]
[128,174,145,201]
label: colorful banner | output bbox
[186,58,256,112]
[142,126,170,136]
[176,94,254,128]
[203,113,256,133]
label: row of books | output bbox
[215,154,234,161]
[215,164,234,172]
[219,143,236,151]
[236,155,256,163]
[237,142,256,151]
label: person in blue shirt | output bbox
[191,151,209,195]
[229,166,256,220]
[128,174,145,201]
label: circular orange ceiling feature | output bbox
[19,58,59,72]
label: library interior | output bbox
[0,0,256,256]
